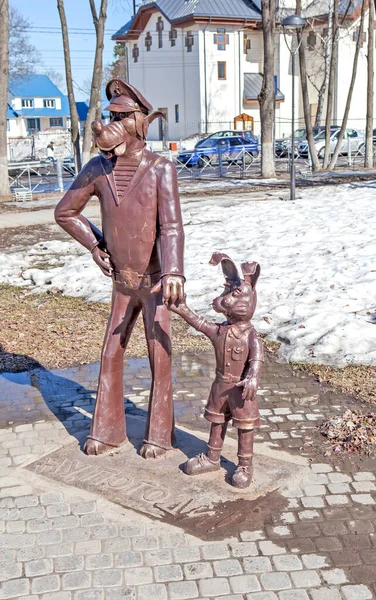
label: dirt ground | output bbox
[0,284,211,372]
[297,362,376,405]
[0,223,69,251]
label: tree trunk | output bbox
[323,0,339,168]
[315,0,333,126]
[82,0,108,166]
[0,0,10,198]
[259,0,276,178]
[297,0,320,172]
[365,0,374,168]
[328,0,366,170]
[57,0,81,174]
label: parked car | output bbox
[358,128,376,155]
[177,135,259,167]
[275,125,340,157]
[204,130,258,143]
[298,128,365,158]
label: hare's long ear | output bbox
[210,252,240,284]
[241,262,260,288]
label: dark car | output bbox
[203,130,258,143]
[177,135,259,168]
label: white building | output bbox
[8,74,70,138]
[113,0,372,141]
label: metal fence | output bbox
[169,139,375,181]
[8,159,75,198]
[8,137,375,202]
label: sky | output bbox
[14,0,134,101]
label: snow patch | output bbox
[1,183,376,366]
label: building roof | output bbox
[244,73,284,102]
[75,88,110,122]
[7,104,19,119]
[113,0,261,39]
[144,0,262,21]
[9,74,66,99]
[113,18,134,39]
[76,101,89,122]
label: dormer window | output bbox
[43,99,56,108]
[185,31,194,52]
[132,44,139,62]
[214,28,229,51]
[156,16,164,48]
[169,28,177,47]
[145,31,152,51]
[22,99,33,108]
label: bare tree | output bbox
[57,0,82,173]
[9,6,40,81]
[0,0,10,197]
[328,0,366,170]
[323,0,339,168]
[259,0,276,178]
[304,0,354,127]
[310,1,333,126]
[365,0,374,168]
[82,0,108,165]
[296,0,321,172]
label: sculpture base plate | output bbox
[27,416,306,540]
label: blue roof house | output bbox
[8,74,70,137]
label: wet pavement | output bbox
[0,352,376,599]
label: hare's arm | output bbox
[171,304,217,338]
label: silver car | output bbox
[299,128,365,158]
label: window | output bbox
[229,137,241,147]
[213,28,229,50]
[132,44,139,62]
[50,117,63,127]
[145,31,152,51]
[185,31,194,52]
[243,35,251,54]
[353,27,366,44]
[217,61,226,80]
[156,16,164,48]
[26,118,40,132]
[175,104,179,123]
[307,31,316,50]
[43,99,56,108]
[169,28,177,47]
[22,99,33,108]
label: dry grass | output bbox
[297,363,376,405]
[0,284,211,372]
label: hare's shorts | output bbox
[204,378,260,430]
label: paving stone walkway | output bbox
[0,352,375,600]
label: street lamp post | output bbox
[281,14,306,201]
